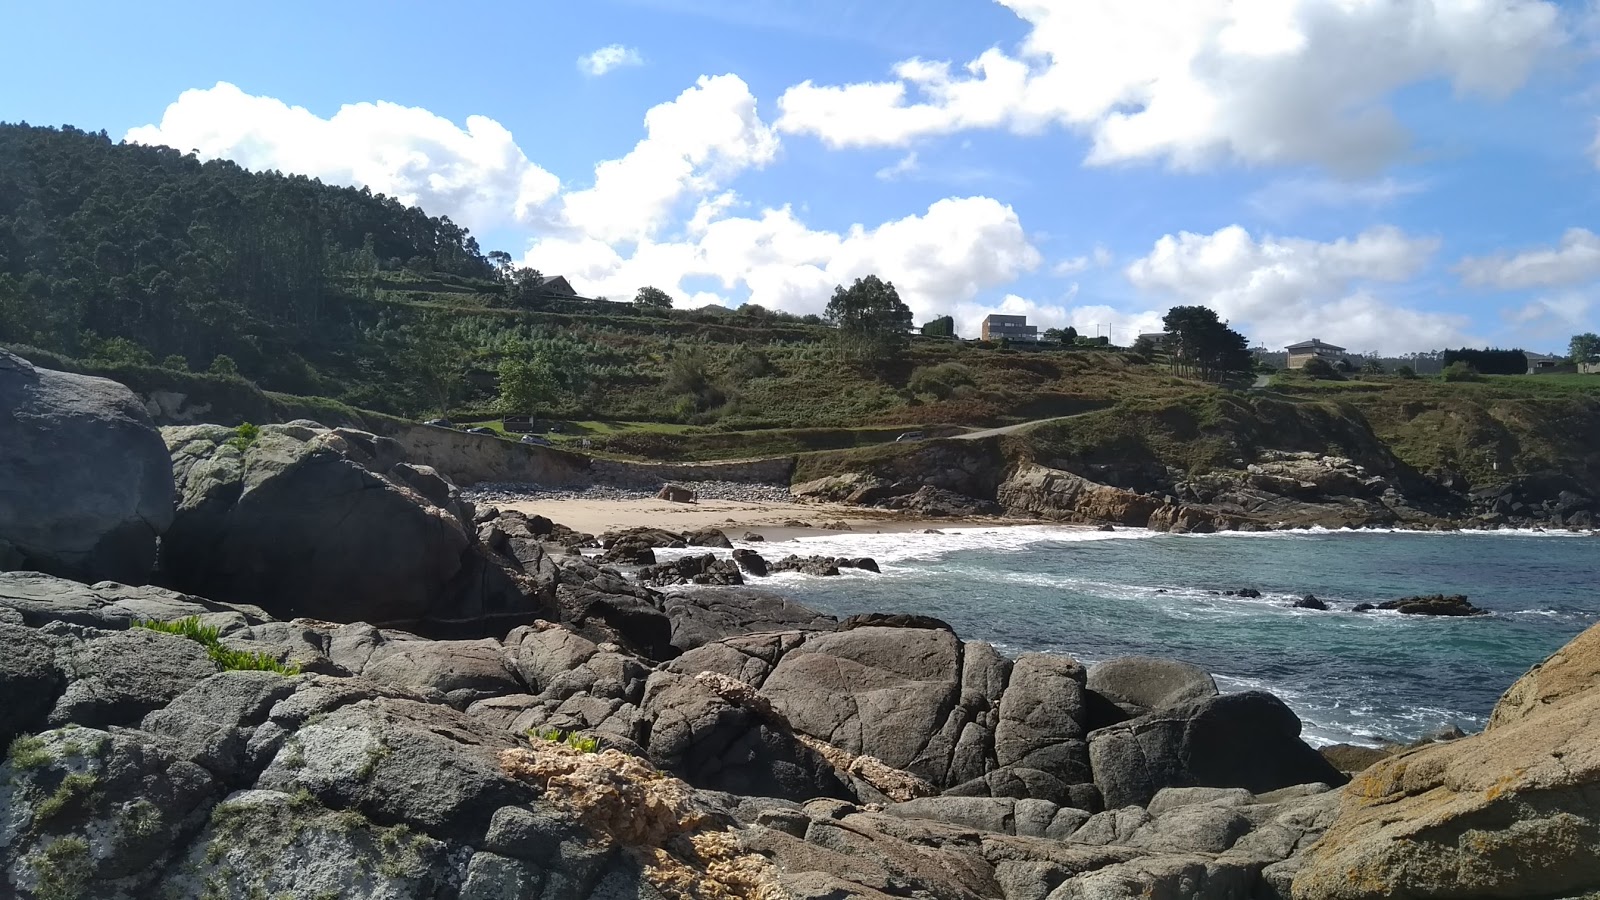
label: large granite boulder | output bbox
[1294,621,1600,899]
[0,570,271,631]
[0,350,175,583]
[639,670,851,801]
[662,588,837,652]
[1087,656,1219,713]
[1089,691,1345,809]
[759,625,965,781]
[159,423,549,637]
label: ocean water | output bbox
[683,526,1600,747]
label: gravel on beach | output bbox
[462,480,796,505]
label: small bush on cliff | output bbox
[1441,361,1483,383]
[226,421,261,452]
[135,617,300,675]
[529,726,600,754]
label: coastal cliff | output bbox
[795,394,1600,532]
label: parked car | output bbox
[466,426,497,436]
[519,434,551,446]
[895,431,925,442]
[423,418,453,428]
[547,423,564,433]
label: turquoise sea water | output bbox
[714,526,1600,746]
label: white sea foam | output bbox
[736,524,1155,565]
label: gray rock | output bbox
[504,624,649,704]
[255,693,537,842]
[0,727,218,899]
[0,570,271,630]
[731,548,769,577]
[140,669,302,777]
[760,625,961,779]
[160,423,547,637]
[0,623,63,750]
[885,796,1017,833]
[0,350,175,584]
[1086,656,1218,712]
[356,635,525,709]
[556,581,674,661]
[1146,786,1255,817]
[664,630,809,687]
[154,788,455,900]
[460,852,548,900]
[994,653,1090,799]
[639,670,849,801]
[1131,805,1254,854]
[1088,691,1346,809]
[49,628,219,728]
[662,589,835,652]
[636,553,743,588]
[684,527,734,549]
[1045,854,1260,900]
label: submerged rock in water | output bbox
[1375,593,1486,616]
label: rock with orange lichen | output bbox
[1293,621,1600,899]
[498,741,787,899]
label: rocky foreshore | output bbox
[5,349,1600,899]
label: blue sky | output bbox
[4,0,1599,353]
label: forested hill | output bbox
[0,122,492,397]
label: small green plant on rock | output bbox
[133,617,300,675]
[36,773,99,823]
[8,734,51,770]
[528,726,600,754]
[226,421,261,452]
[30,835,90,900]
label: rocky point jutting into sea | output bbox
[4,348,1600,899]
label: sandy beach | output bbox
[495,495,1018,540]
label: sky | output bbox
[4,0,1600,354]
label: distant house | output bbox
[537,275,578,297]
[1284,338,1346,369]
[981,314,1039,342]
[1524,352,1576,375]
[1137,332,1168,345]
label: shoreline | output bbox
[468,487,1598,542]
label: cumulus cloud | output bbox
[776,0,1565,173]
[1456,228,1600,288]
[525,196,1042,322]
[578,44,644,76]
[559,74,779,243]
[125,82,561,233]
[1124,224,1472,353]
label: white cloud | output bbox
[1124,224,1472,353]
[1246,176,1429,221]
[578,44,645,76]
[1052,244,1113,276]
[125,82,561,233]
[1458,228,1600,288]
[558,74,779,243]
[777,0,1565,173]
[875,151,920,181]
[525,196,1042,322]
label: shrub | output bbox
[907,362,976,399]
[1441,361,1482,382]
[135,617,300,675]
[529,726,599,754]
[226,421,261,452]
[1395,365,1417,379]
[208,354,240,376]
[160,353,188,371]
[1299,357,1342,380]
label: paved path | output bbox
[950,410,1098,440]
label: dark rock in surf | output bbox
[1294,595,1329,611]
